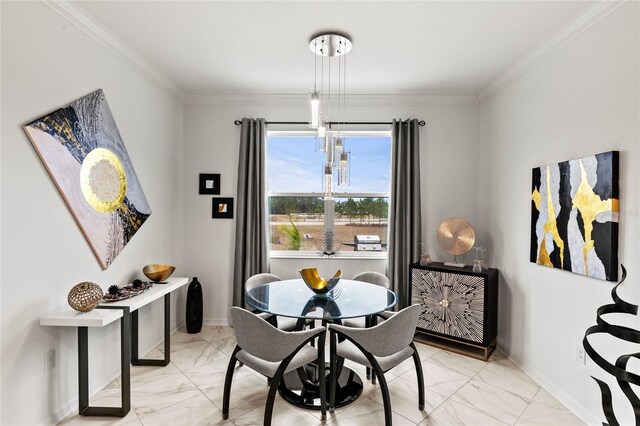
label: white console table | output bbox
[40,277,190,417]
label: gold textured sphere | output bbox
[68,282,104,312]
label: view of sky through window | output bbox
[267,135,391,193]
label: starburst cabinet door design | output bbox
[411,263,499,360]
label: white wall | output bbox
[183,100,481,324]
[478,3,639,424]
[0,2,185,425]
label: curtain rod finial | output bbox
[234,120,242,125]
[418,120,426,127]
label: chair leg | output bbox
[263,380,277,426]
[318,333,326,421]
[264,368,287,426]
[373,364,392,426]
[411,343,425,410]
[222,349,239,420]
[365,316,371,381]
[329,330,337,411]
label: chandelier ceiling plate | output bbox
[309,33,352,57]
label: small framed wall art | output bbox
[212,197,234,219]
[199,173,220,195]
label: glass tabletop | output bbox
[245,279,397,320]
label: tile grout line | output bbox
[512,386,543,426]
[196,326,280,422]
[133,361,206,423]
[136,328,230,423]
[448,379,532,426]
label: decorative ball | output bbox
[68,282,104,312]
[132,279,143,288]
[108,284,120,295]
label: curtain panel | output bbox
[233,118,269,308]
[388,119,422,309]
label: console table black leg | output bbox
[78,326,89,413]
[132,309,139,362]
[120,310,131,411]
[132,293,171,366]
[164,293,171,364]
[78,308,131,417]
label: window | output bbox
[266,131,391,256]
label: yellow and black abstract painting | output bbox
[23,89,151,270]
[530,151,619,281]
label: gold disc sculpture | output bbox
[437,218,476,267]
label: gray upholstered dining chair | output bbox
[342,271,390,328]
[245,273,281,291]
[353,271,390,287]
[343,271,392,382]
[223,307,326,424]
[328,305,424,425]
[245,273,306,331]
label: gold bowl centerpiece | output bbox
[299,268,342,297]
[143,264,175,282]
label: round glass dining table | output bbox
[245,279,397,410]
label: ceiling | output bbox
[74,1,595,96]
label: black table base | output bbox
[279,363,363,410]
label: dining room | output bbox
[2,1,639,425]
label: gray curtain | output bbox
[388,119,422,309]
[233,118,268,307]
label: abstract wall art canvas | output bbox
[530,151,619,281]
[23,89,151,269]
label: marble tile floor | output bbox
[59,325,583,426]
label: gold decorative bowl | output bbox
[143,264,175,282]
[299,268,342,295]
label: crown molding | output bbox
[42,0,186,102]
[185,93,479,107]
[477,1,626,104]
[46,0,619,107]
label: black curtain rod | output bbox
[233,120,426,127]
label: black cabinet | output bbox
[410,262,499,360]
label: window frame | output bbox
[266,129,392,259]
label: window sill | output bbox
[270,251,388,260]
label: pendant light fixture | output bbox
[309,38,321,129]
[309,32,352,198]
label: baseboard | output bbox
[203,317,230,326]
[501,351,601,425]
[39,320,185,426]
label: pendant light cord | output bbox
[327,43,331,126]
[321,41,324,117]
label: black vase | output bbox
[186,277,203,334]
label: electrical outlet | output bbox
[576,344,586,365]
[44,349,55,372]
